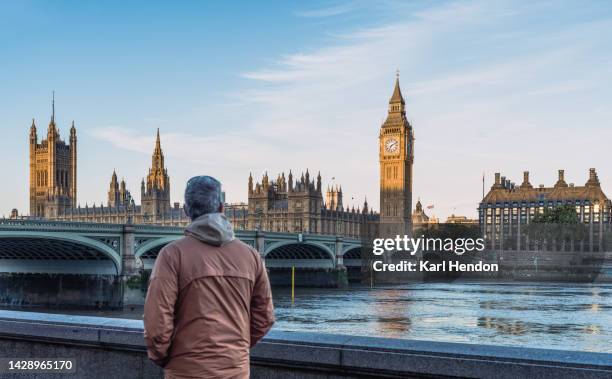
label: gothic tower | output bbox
[379,73,414,237]
[107,170,132,208]
[29,94,77,218]
[141,129,171,220]
[108,170,120,207]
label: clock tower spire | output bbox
[379,72,414,237]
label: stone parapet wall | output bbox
[0,311,611,378]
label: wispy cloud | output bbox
[295,2,357,18]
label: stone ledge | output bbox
[0,310,611,379]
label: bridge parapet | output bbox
[0,218,123,233]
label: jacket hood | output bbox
[184,213,235,247]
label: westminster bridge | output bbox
[0,219,363,308]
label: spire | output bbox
[389,71,405,105]
[51,91,55,124]
[154,128,162,154]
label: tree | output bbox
[527,205,586,249]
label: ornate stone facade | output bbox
[141,129,171,220]
[108,170,134,208]
[43,129,186,225]
[225,171,378,238]
[29,96,77,218]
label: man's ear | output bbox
[218,203,224,213]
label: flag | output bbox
[427,204,434,209]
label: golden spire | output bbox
[154,128,162,154]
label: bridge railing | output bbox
[0,218,123,232]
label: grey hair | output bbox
[184,176,223,220]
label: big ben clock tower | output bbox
[379,73,414,238]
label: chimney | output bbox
[495,173,501,186]
[555,169,568,188]
[586,168,600,187]
[520,171,533,188]
[501,176,506,188]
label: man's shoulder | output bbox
[227,238,257,252]
[169,236,260,256]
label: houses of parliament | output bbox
[22,76,420,238]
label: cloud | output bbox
[93,1,612,218]
[295,2,358,18]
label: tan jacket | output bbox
[144,213,275,379]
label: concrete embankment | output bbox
[0,310,610,378]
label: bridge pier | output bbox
[335,237,344,268]
[120,224,146,308]
[121,224,137,276]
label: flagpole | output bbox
[482,172,485,199]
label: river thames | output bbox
[9,282,611,353]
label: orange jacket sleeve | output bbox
[144,245,179,366]
[249,254,275,347]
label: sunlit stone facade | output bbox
[227,171,378,238]
[479,169,612,251]
[29,96,77,218]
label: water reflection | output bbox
[370,289,412,337]
[271,282,611,353]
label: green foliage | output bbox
[531,205,580,224]
[527,205,586,243]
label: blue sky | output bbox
[1,0,611,219]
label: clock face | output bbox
[384,138,399,154]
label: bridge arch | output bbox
[0,231,121,275]
[342,246,362,268]
[264,241,335,269]
[135,236,182,270]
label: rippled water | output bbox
[14,282,612,353]
[272,282,612,353]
